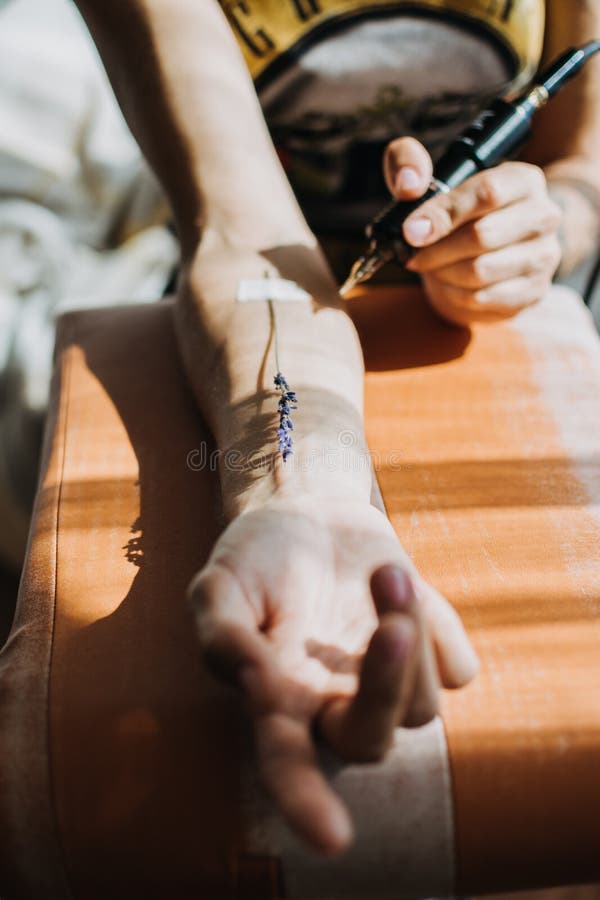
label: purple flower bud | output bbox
[273,370,298,462]
[274,372,290,390]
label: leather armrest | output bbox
[1,286,599,898]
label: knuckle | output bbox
[471,254,491,284]
[522,162,546,192]
[437,205,455,235]
[476,171,504,207]
[435,195,462,234]
[471,218,493,250]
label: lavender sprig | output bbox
[274,371,298,462]
[266,276,299,463]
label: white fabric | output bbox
[243,718,455,898]
[0,0,178,567]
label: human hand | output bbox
[187,495,479,856]
[384,137,562,325]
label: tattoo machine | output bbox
[340,40,600,294]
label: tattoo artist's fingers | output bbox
[423,234,562,290]
[188,564,271,687]
[384,136,433,199]
[407,195,562,272]
[371,565,440,728]
[418,580,480,688]
[424,269,552,321]
[403,162,550,248]
[422,274,518,326]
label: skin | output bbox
[383,0,600,326]
[190,499,475,854]
[73,0,598,855]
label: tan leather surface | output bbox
[38,299,453,899]
[259,718,454,899]
[45,307,251,899]
[0,355,72,899]
[350,285,600,894]
[2,284,600,898]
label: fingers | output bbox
[191,565,354,856]
[422,269,552,325]
[317,564,443,762]
[251,705,354,856]
[403,162,549,248]
[418,579,479,688]
[398,161,561,325]
[372,565,440,728]
[317,612,418,762]
[420,234,562,290]
[408,197,562,272]
[188,564,271,687]
[384,136,433,199]
[243,670,355,855]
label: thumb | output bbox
[188,563,275,692]
[383,136,433,200]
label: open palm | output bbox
[188,495,478,855]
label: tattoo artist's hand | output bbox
[384,137,563,325]
[187,496,478,856]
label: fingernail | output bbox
[371,564,418,614]
[388,567,416,610]
[404,217,432,246]
[395,166,420,193]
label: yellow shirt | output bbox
[219,1,545,240]
[220,0,544,89]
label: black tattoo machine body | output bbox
[340,40,600,294]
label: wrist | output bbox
[216,387,372,519]
[197,214,316,262]
[545,158,600,274]
[175,238,350,402]
[174,240,368,521]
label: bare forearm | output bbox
[545,156,600,275]
[526,0,600,273]
[75,0,369,514]
[74,0,310,256]
[175,243,371,519]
